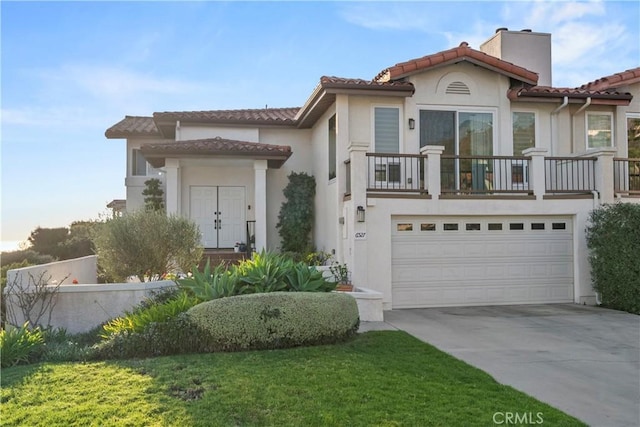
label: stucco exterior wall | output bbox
[259,128,313,250]
[310,105,340,255]
[178,125,259,142]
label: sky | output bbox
[1,0,639,251]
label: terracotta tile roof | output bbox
[140,137,292,169]
[295,76,414,129]
[507,86,633,104]
[153,107,300,126]
[104,116,160,138]
[579,67,640,90]
[319,76,414,91]
[374,42,538,85]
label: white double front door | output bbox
[190,186,245,248]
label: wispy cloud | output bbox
[337,3,435,32]
[339,0,638,87]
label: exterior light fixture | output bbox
[356,205,366,222]
[408,118,415,130]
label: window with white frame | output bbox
[587,113,614,149]
[374,107,400,153]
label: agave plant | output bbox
[285,263,335,292]
[236,251,292,293]
[177,260,240,301]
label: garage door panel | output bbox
[392,216,574,308]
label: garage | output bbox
[391,216,574,308]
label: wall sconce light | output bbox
[356,205,366,222]
[408,118,415,130]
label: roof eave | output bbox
[142,151,292,169]
[509,91,632,105]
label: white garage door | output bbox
[392,216,574,308]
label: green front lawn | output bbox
[1,331,584,426]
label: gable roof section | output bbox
[105,116,160,138]
[140,137,292,169]
[374,42,539,85]
[579,67,640,91]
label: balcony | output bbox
[354,147,637,201]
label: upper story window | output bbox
[420,109,493,156]
[132,149,148,176]
[587,112,614,149]
[374,107,399,153]
[131,149,163,176]
[328,115,336,180]
[512,112,536,155]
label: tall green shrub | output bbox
[276,172,316,254]
[142,178,165,212]
[586,203,640,314]
[93,210,203,281]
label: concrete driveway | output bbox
[383,304,640,427]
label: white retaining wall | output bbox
[5,280,176,334]
[6,255,97,287]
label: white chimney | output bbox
[480,28,552,86]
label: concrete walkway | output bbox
[362,304,639,427]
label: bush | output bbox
[101,292,198,338]
[93,210,203,281]
[586,203,640,314]
[276,172,316,255]
[188,292,359,352]
[1,322,45,368]
[92,313,202,360]
[37,327,100,363]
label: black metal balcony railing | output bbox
[545,157,596,194]
[614,158,640,195]
[440,155,531,194]
[366,153,426,193]
[365,153,531,195]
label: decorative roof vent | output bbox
[446,81,471,95]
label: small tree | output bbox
[27,227,69,259]
[276,172,316,254]
[4,271,64,329]
[142,178,165,212]
[93,210,203,282]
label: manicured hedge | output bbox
[93,292,359,359]
[586,203,640,314]
[188,292,360,352]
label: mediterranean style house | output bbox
[106,29,640,310]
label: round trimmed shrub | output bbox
[188,292,359,352]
